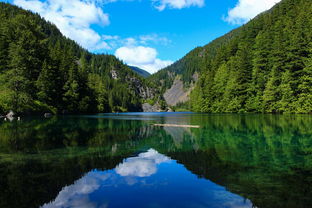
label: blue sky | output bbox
[1,0,281,73]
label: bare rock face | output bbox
[192,72,199,82]
[164,78,192,106]
[126,76,156,100]
[163,73,198,106]
[111,70,118,80]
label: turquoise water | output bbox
[0,113,311,208]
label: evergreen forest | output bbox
[150,0,312,113]
[0,3,158,115]
[0,0,311,114]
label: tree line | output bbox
[0,3,156,115]
[150,0,312,114]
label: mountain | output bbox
[1,0,311,115]
[0,3,164,114]
[128,66,151,78]
[149,0,312,114]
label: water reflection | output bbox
[115,149,170,177]
[42,149,252,208]
[42,172,110,208]
[0,114,311,208]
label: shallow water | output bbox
[0,113,311,208]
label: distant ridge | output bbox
[129,66,151,78]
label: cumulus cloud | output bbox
[113,34,173,74]
[115,46,173,74]
[115,149,170,177]
[224,0,282,24]
[152,0,205,11]
[13,0,111,51]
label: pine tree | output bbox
[36,60,60,107]
[278,70,295,113]
[296,52,312,113]
[63,63,80,112]
[263,68,281,113]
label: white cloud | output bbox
[115,46,173,74]
[115,149,170,177]
[224,0,282,24]
[152,0,205,11]
[102,35,120,40]
[101,34,173,73]
[13,0,177,66]
[139,34,171,45]
[14,0,111,51]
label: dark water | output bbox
[0,113,311,208]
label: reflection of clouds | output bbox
[41,172,110,208]
[41,149,169,208]
[115,149,170,177]
[40,149,253,208]
[213,190,253,208]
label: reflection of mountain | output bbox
[161,113,196,147]
[42,149,170,208]
[179,150,310,208]
[163,127,190,147]
[0,117,155,208]
[42,171,111,208]
[0,114,311,208]
[42,149,253,208]
[153,115,312,208]
[0,153,129,208]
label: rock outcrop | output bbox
[126,76,156,100]
[164,78,192,106]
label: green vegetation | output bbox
[150,0,312,113]
[171,101,191,112]
[0,114,311,208]
[0,0,311,114]
[0,3,159,115]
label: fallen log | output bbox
[153,124,200,128]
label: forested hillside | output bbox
[150,0,312,113]
[1,0,311,115]
[0,3,160,114]
[129,66,151,78]
[148,30,238,93]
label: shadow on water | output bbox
[0,114,311,208]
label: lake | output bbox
[0,113,311,208]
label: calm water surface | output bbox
[0,113,311,208]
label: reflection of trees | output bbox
[0,117,154,154]
[0,117,155,208]
[0,114,311,208]
[0,152,130,208]
[153,115,312,208]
